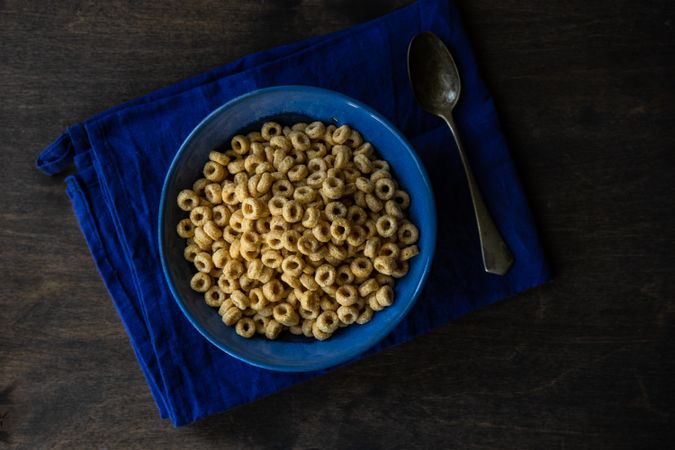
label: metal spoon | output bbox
[407,32,513,275]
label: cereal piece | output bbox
[335,285,358,306]
[262,232,283,252]
[327,243,348,262]
[353,153,372,173]
[384,200,403,219]
[304,121,325,139]
[316,310,339,334]
[391,261,409,279]
[204,286,225,307]
[398,222,419,245]
[183,244,200,262]
[332,124,351,144]
[337,305,359,325]
[253,314,270,334]
[374,178,396,200]
[299,305,319,320]
[189,206,211,227]
[265,319,283,340]
[329,218,350,242]
[281,273,302,290]
[355,177,373,194]
[239,274,258,292]
[277,155,294,174]
[222,306,242,326]
[376,285,394,307]
[297,233,319,256]
[231,135,250,155]
[312,220,332,243]
[261,249,283,269]
[227,158,246,174]
[307,157,327,173]
[194,252,213,273]
[393,190,410,209]
[190,272,212,293]
[301,206,320,229]
[217,275,240,294]
[358,278,379,297]
[177,219,195,238]
[240,231,261,252]
[241,197,264,220]
[354,190,367,208]
[308,245,327,262]
[356,306,374,325]
[365,193,383,212]
[211,240,228,253]
[227,291,247,310]
[346,225,367,247]
[268,195,287,216]
[246,258,265,281]
[311,322,331,340]
[281,254,304,277]
[204,183,223,205]
[293,186,315,204]
[193,227,213,251]
[368,293,384,311]
[249,288,268,311]
[350,257,373,279]
[177,189,200,211]
[218,299,234,316]
[282,230,300,252]
[255,216,272,235]
[262,279,284,302]
[298,290,320,311]
[211,248,228,268]
[300,273,320,291]
[335,265,354,286]
[219,225,236,244]
[347,206,367,225]
[320,294,339,310]
[376,273,395,288]
[209,151,230,166]
[325,201,347,221]
[322,176,344,200]
[373,255,396,276]
[282,200,303,223]
[203,161,226,182]
[400,245,419,261]
[273,302,300,326]
[260,122,283,141]
[235,318,256,338]
[272,179,293,198]
[287,164,308,183]
[378,242,400,260]
[256,304,273,317]
[332,145,351,170]
[270,135,291,151]
[203,220,222,241]
[363,220,378,238]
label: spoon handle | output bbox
[443,114,514,275]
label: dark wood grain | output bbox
[1,0,674,448]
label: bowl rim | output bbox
[158,85,437,372]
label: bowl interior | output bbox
[159,86,436,372]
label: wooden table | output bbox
[2,0,673,448]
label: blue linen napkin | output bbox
[37,0,550,426]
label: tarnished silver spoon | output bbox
[408,32,513,275]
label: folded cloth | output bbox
[37,0,550,426]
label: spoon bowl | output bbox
[408,31,461,116]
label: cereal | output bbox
[175,121,420,340]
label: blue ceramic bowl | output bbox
[159,86,436,372]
